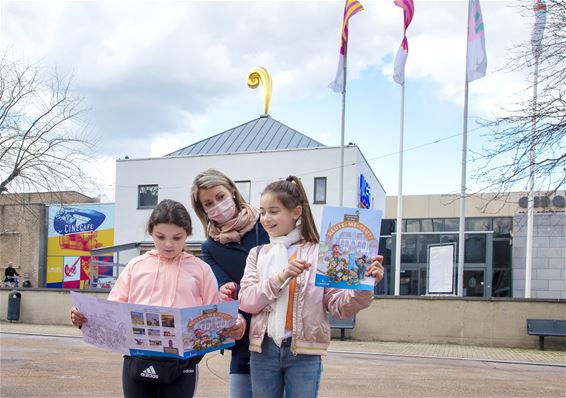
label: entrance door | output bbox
[463,270,485,297]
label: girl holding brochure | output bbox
[239,176,384,398]
[191,168,270,398]
[70,199,246,398]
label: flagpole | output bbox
[394,82,405,296]
[525,55,539,298]
[339,50,347,207]
[458,1,473,297]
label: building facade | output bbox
[379,192,565,299]
[114,116,385,259]
[113,115,564,299]
[0,191,98,288]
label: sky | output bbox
[1,0,537,202]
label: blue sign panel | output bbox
[359,174,371,209]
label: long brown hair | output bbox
[262,176,320,244]
[190,168,247,238]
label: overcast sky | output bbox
[1,1,535,201]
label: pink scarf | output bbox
[208,203,259,244]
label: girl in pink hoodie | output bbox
[239,177,384,398]
[71,199,246,398]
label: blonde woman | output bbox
[191,169,269,398]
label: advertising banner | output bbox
[46,203,115,288]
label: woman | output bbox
[191,169,269,398]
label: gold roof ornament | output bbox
[247,66,272,117]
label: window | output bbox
[444,218,459,232]
[466,218,491,232]
[138,185,158,208]
[493,240,511,267]
[433,219,444,232]
[400,235,417,263]
[380,219,396,235]
[493,217,512,237]
[421,219,434,232]
[465,234,486,263]
[313,177,327,204]
[406,219,420,233]
[417,235,440,263]
[235,180,251,204]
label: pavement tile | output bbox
[2,321,565,366]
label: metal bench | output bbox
[329,315,356,341]
[526,319,566,350]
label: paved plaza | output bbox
[1,322,565,397]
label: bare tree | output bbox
[0,53,96,197]
[473,0,565,195]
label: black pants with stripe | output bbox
[122,357,198,398]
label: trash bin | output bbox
[22,273,31,288]
[7,290,21,322]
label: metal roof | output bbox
[166,116,324,157]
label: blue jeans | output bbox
[250,337,322,398]
[230,373,252,398]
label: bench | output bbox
[329,315,356,341]
[526,319,566,350]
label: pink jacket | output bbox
[239,242,373,356]
[108,249,220,307]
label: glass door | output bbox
[463,270,485,297]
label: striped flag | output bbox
[466,0,487,82]
[393,0,415,85]
[531,0,547,58]
[328,0,364,93]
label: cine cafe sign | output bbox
[359,174,372,209]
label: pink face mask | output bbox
[206,196,237,224]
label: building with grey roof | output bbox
[114,115,385,247]
[166,116,324,157]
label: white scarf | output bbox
[258,226,302,346]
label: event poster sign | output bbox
[427,243,456,295]
[46,203,115,289]
[315,206,382,291]
[71,292,238,359]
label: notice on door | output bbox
[427,244,455,294]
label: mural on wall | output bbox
[46,204,115,289]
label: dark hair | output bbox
[262,176,320,244]
[147,199,192,235]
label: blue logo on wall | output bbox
[53,207,106,235]
[359,175,371,209]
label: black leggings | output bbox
[122,358,198,398]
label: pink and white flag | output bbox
[393,0,415,85]
[329,0,364,93]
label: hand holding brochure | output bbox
[71,292,239,359]
[315,206,382,291]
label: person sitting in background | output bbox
[4,262,19,285]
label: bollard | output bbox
[7,290,21,322]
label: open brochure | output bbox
[315,206,382,291]
[71,292,238,359]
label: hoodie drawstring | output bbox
[149,253,183,306]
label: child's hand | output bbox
[70,306,87,329]
[221,314,246,340]
[220,282,238,301]
[365,255,385,285]
[281,259,311,280]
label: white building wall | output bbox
[115,145,384,249]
